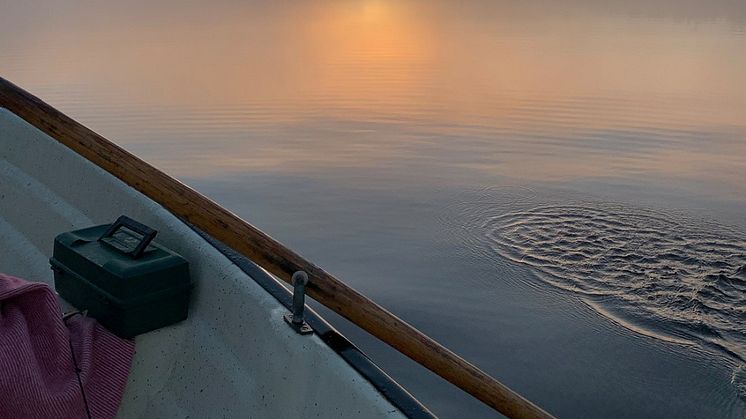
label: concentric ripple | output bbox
[485,204,746,367]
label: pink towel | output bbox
[0,274,134,419]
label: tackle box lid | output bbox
[50,216,190,301]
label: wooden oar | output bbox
[0,77,554,419]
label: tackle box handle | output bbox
[98,215,158,259]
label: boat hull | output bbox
[0,107,411,418]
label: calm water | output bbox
[2,1,746,417]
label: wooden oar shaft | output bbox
[0,77,554,419]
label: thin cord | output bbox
[64,313,93,419]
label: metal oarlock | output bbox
[284,271,312,335]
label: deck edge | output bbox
[189,224,437,419]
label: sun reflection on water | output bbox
[0,0,744,192]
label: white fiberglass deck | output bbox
[0,107,406,418]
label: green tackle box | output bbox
[50,215,192,338]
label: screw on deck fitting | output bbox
[284,271,313,335]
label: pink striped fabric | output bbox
[0,274,134,419]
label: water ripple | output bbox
[481,203,746,392]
